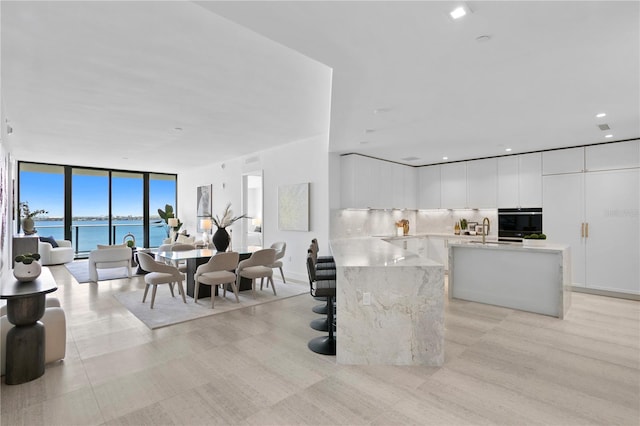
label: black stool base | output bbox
[308,336,336,355]
[310,318,329,331]
[312,303,328,314]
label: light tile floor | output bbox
[1,264,639,425]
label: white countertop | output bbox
[373,232,499,242]
[448,240,569,253]
[330,237,441,268]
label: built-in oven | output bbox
[498,208,543,242]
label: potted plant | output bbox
[13,253,42,282]
[156,204,182,239]
[211,203,247,252]
[460,219,468,235]
[523,233,547,246]
[19,202,48,235]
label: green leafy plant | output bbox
[156,204,182,236]
[14,253,41,264]
[19,202,47,219]
[523,233,547,240]
[460,219,468,230]
[212,203,247,228]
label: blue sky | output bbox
[20,171,175,217]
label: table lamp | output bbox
[200,218,212,247]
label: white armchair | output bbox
[38,239,74,265]
[1,297,66,376]
[88,245,132,282]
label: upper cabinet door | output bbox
[403,166,418,210]
[542,147,584,175]
[441,162,467,208]
[497,156,519,208]
[418,165,441,209]
[466,158,497,208]
[518,152,542,207]
[586,140,640,171]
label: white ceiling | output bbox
[2,1,639,173]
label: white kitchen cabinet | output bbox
[340,154,418,209]
[440,162,467,208]
[584,169,639,294]
[497,153,542,208]
[497,156,519,208]
[543,173,586,287]
[586,140,640,171]
[341,154,375,208]
[542,147,584,175]
[543,167,639,295]
[518,152,542,207]
[418,165,441,209]
[403,166,418,210]
[466,158,497,208]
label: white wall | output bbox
[178,134,330,282]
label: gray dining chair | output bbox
[236,248,277,298]
[137,252,187,309]
[269,242,286,283]
[194,251,240,308]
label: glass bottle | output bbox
[454,221,460,235]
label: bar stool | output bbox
[306,253,336,355]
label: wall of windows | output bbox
[18,162,177,256]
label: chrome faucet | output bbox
[482,217,490,244]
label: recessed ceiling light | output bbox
[475,35,491,43]
[365,129,376,134]
[360,141,369,145]
[443,156,448,160]
[173,127,183,131]
[450,6,467,19]
[505,148,512,152]
[605,134,613,138]
[373,108,391,114]
[401,156,420,162]
[596,113,606,118]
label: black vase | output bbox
[212,227,230,252]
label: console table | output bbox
[0,267,58,384]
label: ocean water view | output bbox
[34,219,168,253]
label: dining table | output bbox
[156,246,262,298]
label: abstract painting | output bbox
[278,183,309,231]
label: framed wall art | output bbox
[278,182,309,231]
[196,184,212,217]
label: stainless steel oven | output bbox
[498,208,543,242]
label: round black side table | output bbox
[1,267,57,385]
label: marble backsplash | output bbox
[330,208,498,239]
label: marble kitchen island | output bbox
[449,241,572,318]
[330,237,444,366]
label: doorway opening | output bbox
[242,171,263,248]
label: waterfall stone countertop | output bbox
[329,237,444,366]
[448,241,572,318]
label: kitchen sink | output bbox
[468,240,517,245]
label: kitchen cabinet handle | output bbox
[585,222,589,238]
[580,223,584,238]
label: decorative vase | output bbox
[212,227,230,252]
[13,261,42,282]
[22,217,36,235]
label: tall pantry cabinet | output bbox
[542,141,639,295]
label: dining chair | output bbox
[194,251,240,308]
[236,248,277,298]
[269,241,286,283]
[137,252,187,309]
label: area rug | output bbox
[113,281,309,329]
[65,259,134,284]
